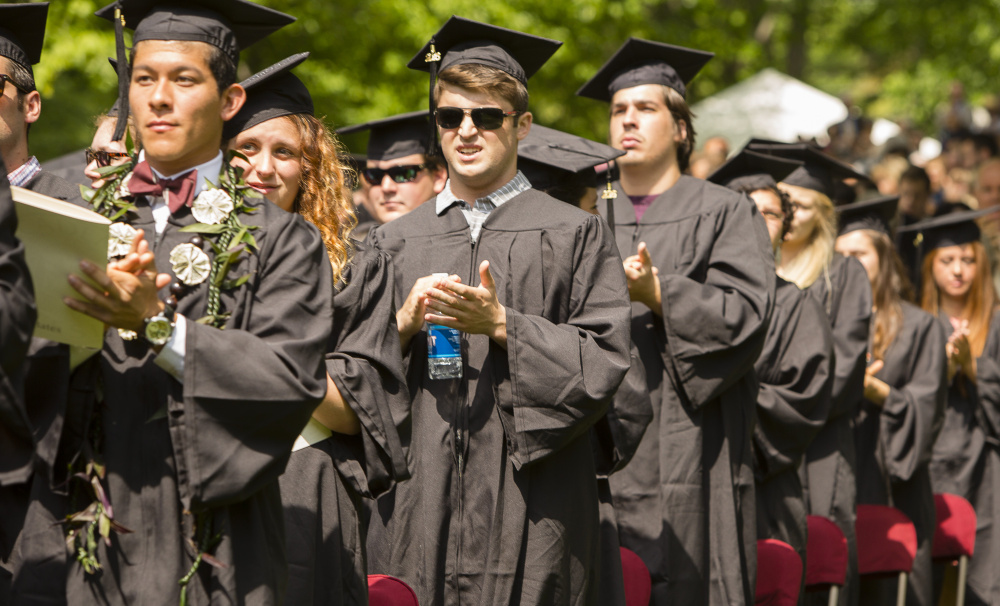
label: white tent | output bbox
[691,68,848,149]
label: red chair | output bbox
[933,493,977,606]
[620,547,652,606]
[855,504,918,606]
[368,574,419,606]
[805,515,848,606]
[755,539,803,606]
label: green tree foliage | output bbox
[29,0,1000,161]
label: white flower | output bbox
[118,328,138,341]
[191,188,234,225]
[169,243,211,286]
[107,223,137,259]
[116,172,133,199]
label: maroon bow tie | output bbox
[128,161,198,214]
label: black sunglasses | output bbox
[363,164,428,186]
[86,148,131,168]
[0,75,30,97]
[434,107,520,130]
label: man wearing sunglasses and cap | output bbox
[9,1,334,604]
[365,16,631,606]
[0,3,81,204]
[337,111,448,225]
[578,39,775,605]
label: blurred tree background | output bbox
[30,0,1000,161]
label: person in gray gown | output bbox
[835,196,947,606]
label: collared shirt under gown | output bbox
[602,175,776,606]
[11,193,333,605]
[930,309,1000,605]
[754,277,834,569]
[855,302,946,606]
[279,241,410,606]
[365,189,632,606]
[801,253,870,606]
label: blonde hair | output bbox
[778,183,836,289]
[286,114,357,283]
[920,241,997,357]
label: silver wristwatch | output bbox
[143,305,175,347]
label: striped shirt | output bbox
[7,156,41,187]
[436,171,532,242]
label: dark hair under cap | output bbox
[576,37,714,102]
[0,3,49,75]
[225,52,313,141]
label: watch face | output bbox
[145,317,173,346]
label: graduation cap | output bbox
[706,149,803,193]
[95,0,295,141]
[407,16,562,155]
[896,205,1000,251]
[336,111,433,162]
[748,142,874,203]
[0,3,49,78]
[576,37,714,102]
[518,125,626,192]
[224,52,312,141]
[836,195,899,237]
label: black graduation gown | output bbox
[592,346,653,606]
[365,189,632,606]
[1,170,77,598]
[279,241,410,606]
[754,278,834,569]
[0,166,37,599]
[602,176,775,606]
[929,309,1000,605]
[11,193,333,605]
[801,253,870,606]
[855,303,946,606]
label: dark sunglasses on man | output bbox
[434,107,520,130]
[0,75,31,97]
[86,148,131,168]
[363,164,428,186]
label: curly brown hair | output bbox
[285,113,357,283]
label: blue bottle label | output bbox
[428,324,461,358]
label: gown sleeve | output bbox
[0,168,37,486]
[974,310,1000,444]
[754,291,834,480]
[591,344,653,478]
[172,215,333,510]
[657,196,775,408]
[825,257,872,419]
[878,311,948,481]
[324,244,411,498]
[497,214,632,469]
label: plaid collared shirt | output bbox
[7,156,41,187]
[435,171,532,242]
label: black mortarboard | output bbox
[408,16,561,155]
[836,195,899,236]
[518,124,625,192]
[748,142,874,202]
[896,205,1000,251]
[707,149,803,192]
[0,3,48,76]
[336,111,433,162]
[224,52,312,141]
[408,16,561,85]
[96,0,294,141]
[576,37,714,102]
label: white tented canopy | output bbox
[691,68,848,149]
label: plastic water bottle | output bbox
[427,273,463,380]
